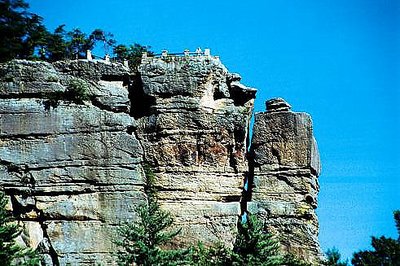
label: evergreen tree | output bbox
[323,248,348,266]
[351,210,400,266]
[65,28,94,59]
[395,210,400,241]
[231,214,284,266]
[19,13,48,60]
[0,192,40,265]
[89,29,116,56]
[113,43,153,69]
[186,242,232,266]
[45,25,68,61]
[115,166,186,266]
[0,0,36,61]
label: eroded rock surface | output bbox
[0,60,145,265]
[136,56,256,246]
[249,98,321,263]
[0,57,321,265]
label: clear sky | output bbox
[27,0,399,261]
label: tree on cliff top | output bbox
[114,43,153,70]
[0,191,40,265]
[0,0,47,62]
[115,166,186,266]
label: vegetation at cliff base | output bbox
[324,210,400,266]
[351,210,400,266]
[115,166,186,266]
[323,248,348,266]
[116,167,309,266]
[0,192,40,265]
[231,213,283,265]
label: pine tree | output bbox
[0,191,40,265]
[352,210,400,266]
[115,166,186,266]
[323,248,348,266]
[186,241,233,266]
[113,43,153,69]
[232,213,284,266]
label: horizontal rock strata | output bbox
[0,60,144,265]
[136,55,256,246]
[0,57,321,265]
[249,98,321,263]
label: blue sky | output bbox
[27,0,399,261]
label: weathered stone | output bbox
[265,97,292,112]
[136,56,255,247]
[0,59,144,265]
[0,58,321,265]
[53,60,130,81]
[250,99,322,263]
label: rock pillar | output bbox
[249,98,322,263]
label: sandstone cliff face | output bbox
[249,98,321,262]
[0,60,144,265]
[136,56,256,247]
[0,57,321,265]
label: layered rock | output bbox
[135,55,256,246]
[0,56,321,265]
[249,98,321,263]
[0,60,145,265]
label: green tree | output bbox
[113,43,153,69]
[20,13,48,60]
[0,0,44,61]
[186,242,232,266]
[231,213,284,266]
[89,29,116,56]
[0,192,40,265]
[185,213,310,266]
[323,248,348,266]
[351,210,400,266]
[65,28,94,59]
[45,25,68,61]
[115,166,186,266]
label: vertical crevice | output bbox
[8,190,60,266]
[239,113,255,223]
[36,210,60,266]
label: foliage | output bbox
[0,0,146,63]
[44,25,68,61]
[186,242,233,266]
[65,79,90,104]
[90,28,116,56]
[43,79,89,109]
[64,28,94,59]
[0,0,45,61]
[113,43,153,69]
[0,192,40,265]
[282,254,312,266]
[115,166,186,266]
[231,213,284,266]
[323,248,348,266]
[184,213,309,266]
[351,210,400,266]
[395,210,400,241]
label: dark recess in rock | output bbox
[129,74,156,119]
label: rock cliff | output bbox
[0,55,321,265]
